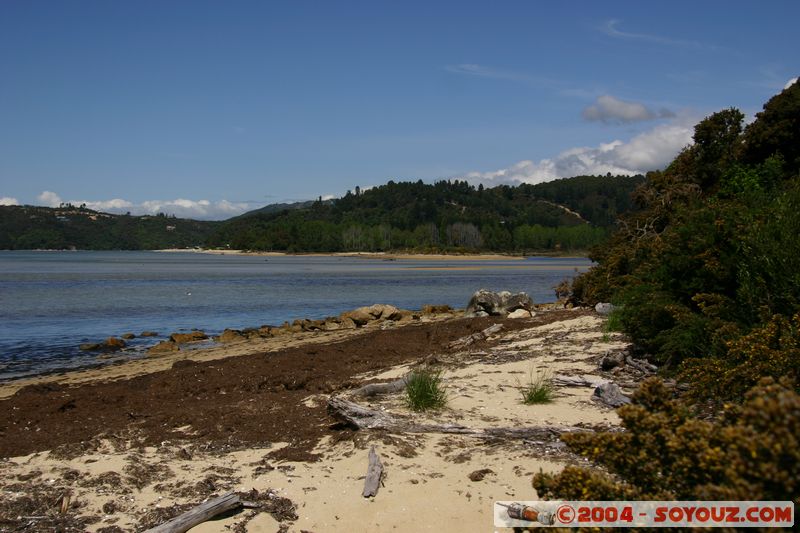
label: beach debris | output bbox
[591,382,631,407]
[468,468,494,482]
[447,323,504,350]
[142,492,242,533]
[465,289,533,317]
[362,445,384,498]
[169,331,208,344]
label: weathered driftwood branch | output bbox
[362,445,384,498]
[352,377,407,398]
[327,397,587,441]
[447,323,504,350]
[143,492,242,533]
[552,374,607,388]
[625,356,658,374]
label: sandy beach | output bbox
[0,307,632,532]
[154,249,534,261]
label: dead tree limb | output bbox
[447,323,504,350]
[327,396,588,441]
[143,492,242,533]
[362,446,384,498]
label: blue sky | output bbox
[0,1,797,219]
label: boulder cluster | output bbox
[144,303,454,355]
[464,289,534,318]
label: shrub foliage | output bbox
[543,80,800,503]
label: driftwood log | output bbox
[143,492,242,533]
[351,376,407,398]
[447,323,504,350]
[552,374,608,388]
[625,356,658,374]
[362,446,384,498]
[591,382,631,408]
[328,397,587,441]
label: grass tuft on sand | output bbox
[519,368,554,404]
[405,367,447,411]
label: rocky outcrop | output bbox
[79,336,127,352]
[507,309,533,319]
[217,329,246,343]
[148,340,180,354]
[591,382,630,407]
[103,337,127,351]
[595,302,615,315]
[79,343,103,352]
[465,289,533,317]
[339,304,413,327]
[422,304,452,315]
[169,331,208,344]
[340,307,375,326]
[121,333,136,340]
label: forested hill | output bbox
[0,174,643,252]
[0,205,219,250]
[208,174,644,253]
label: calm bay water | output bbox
[0,251,591,380]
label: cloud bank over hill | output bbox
[460,114,696,186]
[34,191,249,220]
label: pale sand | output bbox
[0,312,627,532]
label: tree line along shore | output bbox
[0,174,642,253]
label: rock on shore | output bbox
[465,289,533,317]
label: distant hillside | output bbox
[234,199,320,219]
[208,174,645,253]
[0,205,219,250]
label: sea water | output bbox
[0,251,591,380]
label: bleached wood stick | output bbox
[362,446,384,497]
[143,492,242,533]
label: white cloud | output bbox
[582,95,675,124]
[600,19,721,51]
[460,116,695,186]
[80,198,134,212]
[34,192,250,220]
[0,196,19,206]
[37,190,63,207]
[785,77,798,90]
